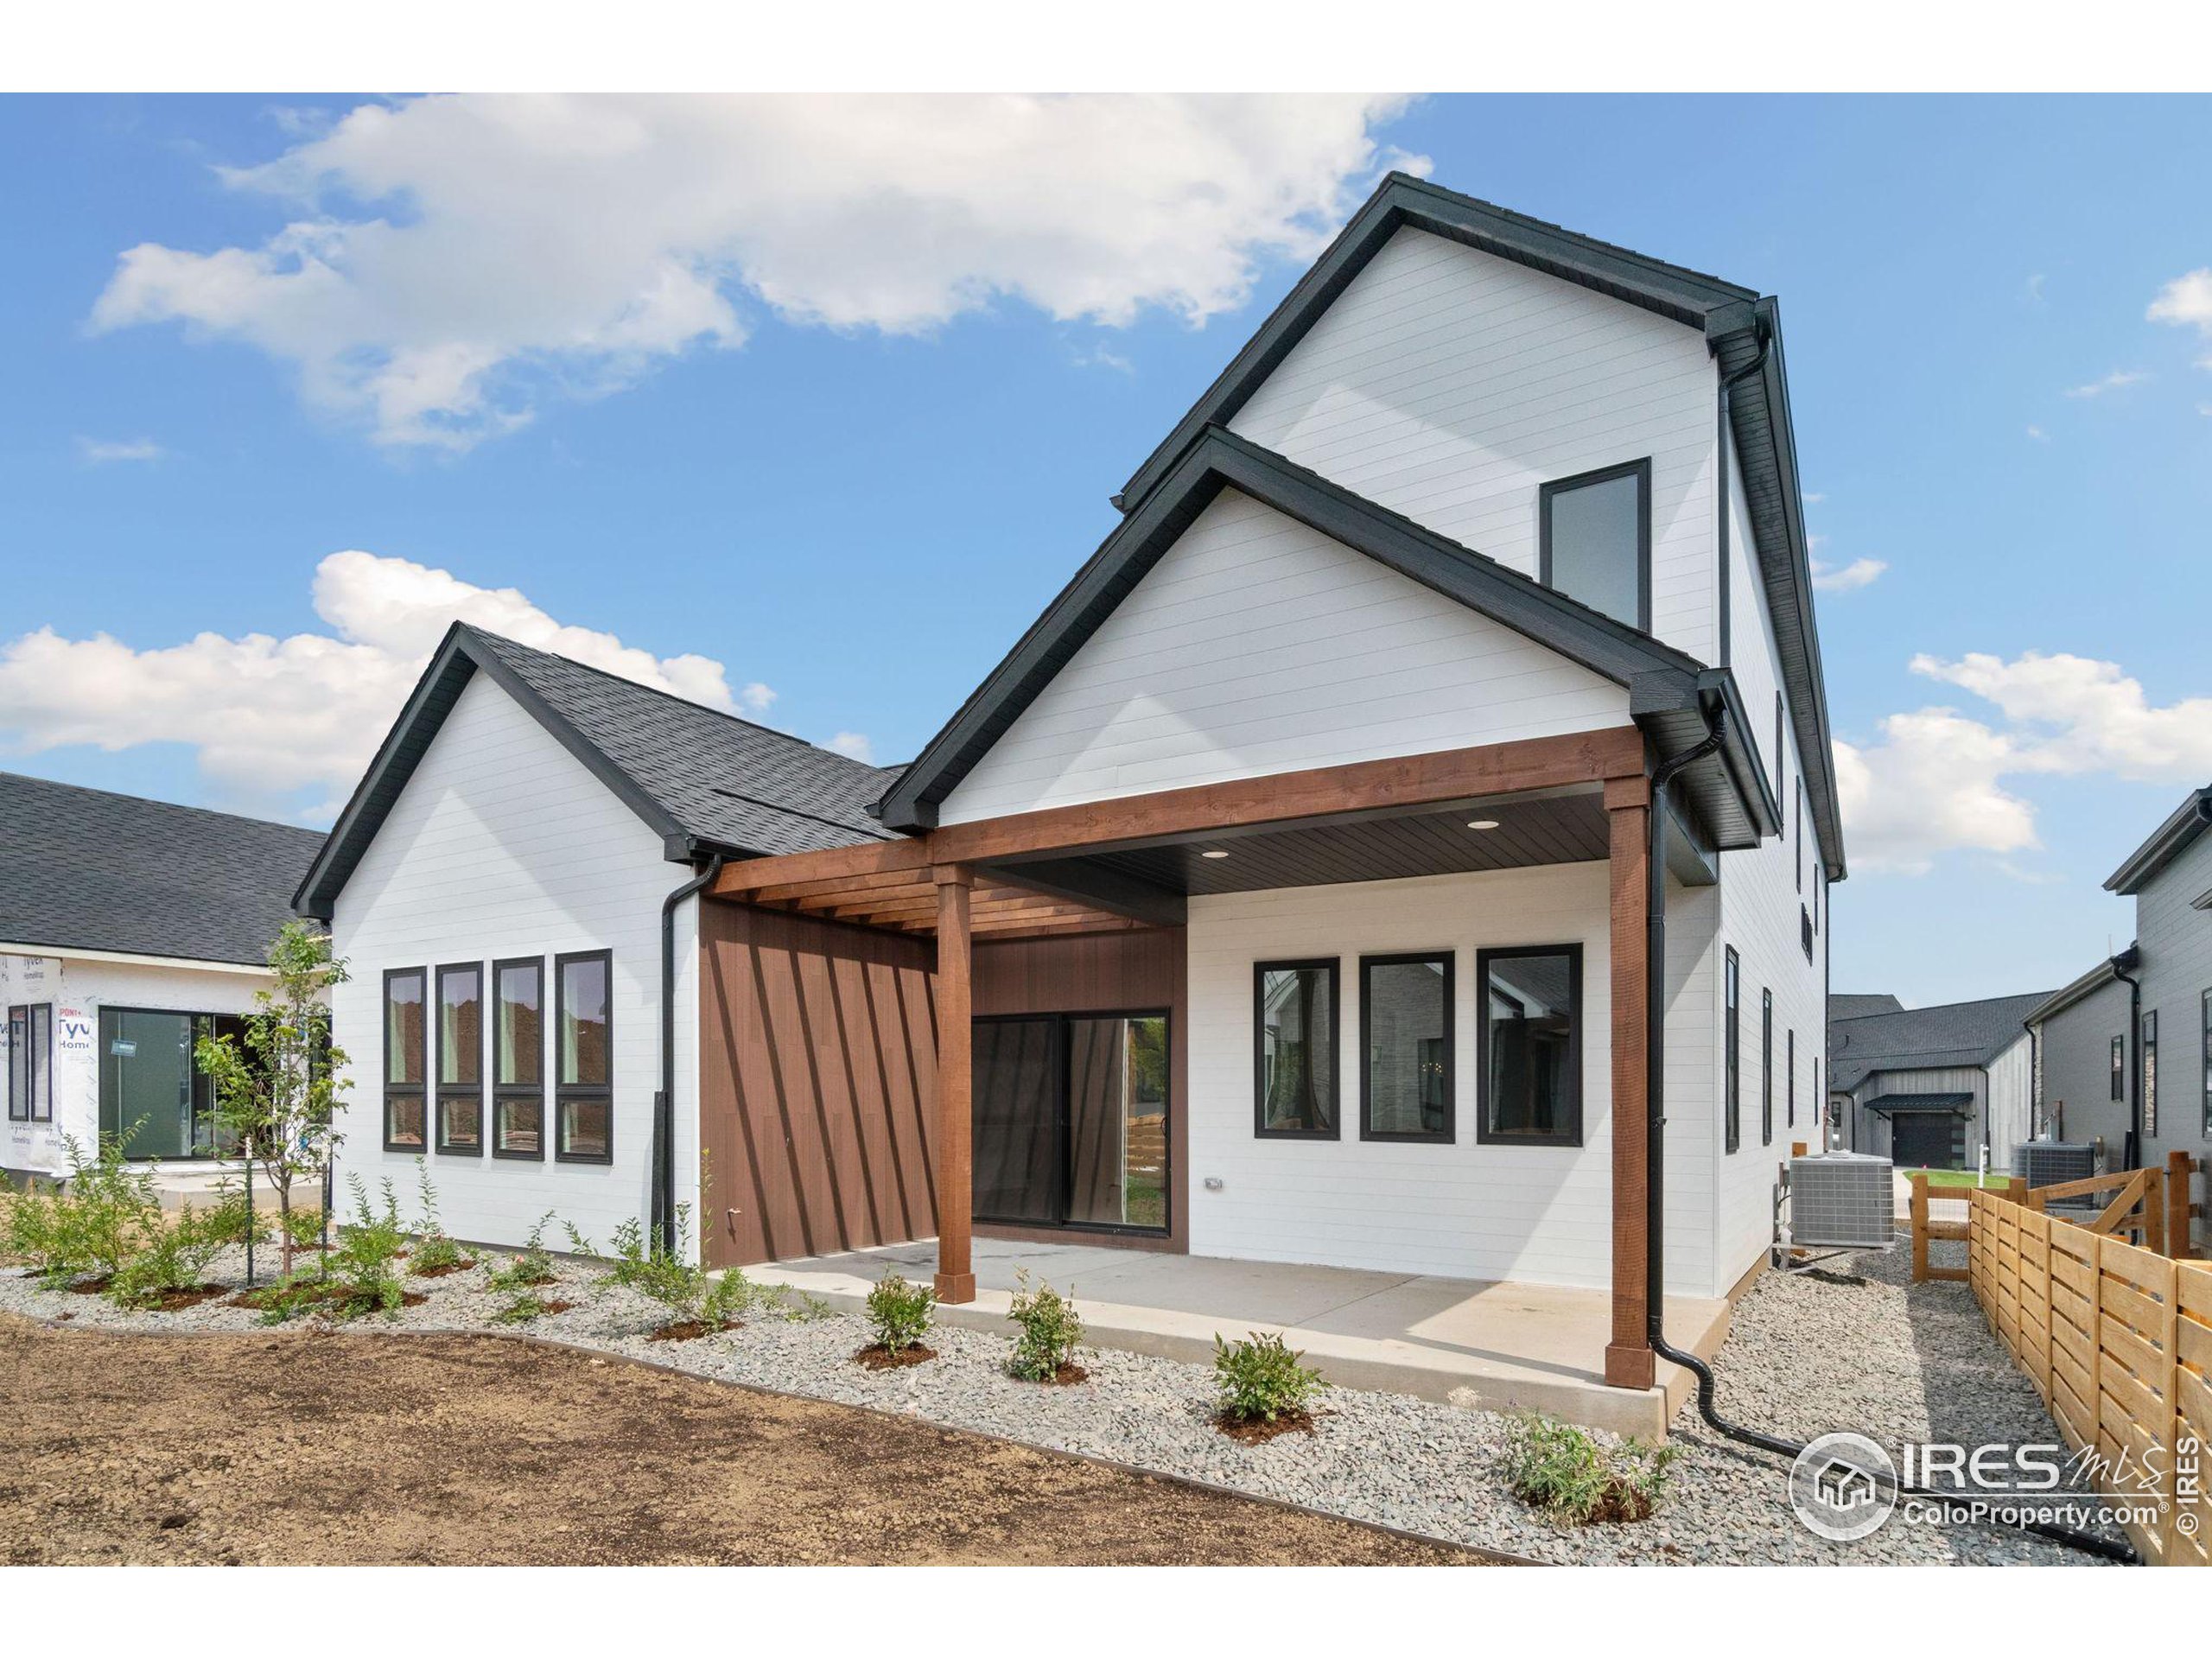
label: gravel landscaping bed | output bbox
[0,1236,2114,1566]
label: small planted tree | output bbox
[195,920,351,1274]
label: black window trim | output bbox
[434,959,486,1159]
[382,966,428,1154]
[7,1001,53,1123]
[1724,947,1742,1155]
[1475,942,1586,1149]
[1760,987,1774,1147]
[1537,456,1652,632]
[493,955,547,1163]
[1357,950,1456,1146]
[554,948,614,1165]
[2143,1007,2159,1138]
[2112,1033,2126,1103]
[1253,957,1342,1141]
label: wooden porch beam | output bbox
[932,864,976,1305]
[1604,790,1655,1392]
[708,728,1648,902]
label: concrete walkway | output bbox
[757,1236,1733,1439]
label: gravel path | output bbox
[0,1237,2112,1566]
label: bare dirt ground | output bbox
[0,1314,1495,1566]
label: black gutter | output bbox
[1636,719,2135,1559]
[655,851,727,1256]
[2111,945,2143,1173]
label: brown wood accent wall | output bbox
[698,901,939,1270]
[974,926,1190,1255]
[697,906,1189,1268]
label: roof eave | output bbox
[2105,789,2212,894]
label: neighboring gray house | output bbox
[1827,990,2050,1171]
[2035,786,2212,1195]
[2023,957,2133,1161]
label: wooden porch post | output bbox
[932,863,977,1304]
[1604,776,1656,1390]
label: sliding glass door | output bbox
[99,1008,245,1159]
[973,1012,1170,1235]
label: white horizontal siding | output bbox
[1228,225,1720,663]
[329,672,700,1257]
[938,488,1631,824]
[1182,862,1715,1296]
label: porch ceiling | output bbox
[1005,787,1608,898]
[710,867,1144,939]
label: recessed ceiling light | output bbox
[1201,849,1230,859]
[1466,819,1501,831]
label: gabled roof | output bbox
[1827,990,2052,1094]
[2106,786,2212,895]
[1829,992,1904,1022]
[874,426,1779,849]
[1107,172,1844,880]
[0,771,325,966]
[296,625,903,919]
[2025,956,2130,1028]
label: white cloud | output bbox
[76,436,164,463]
[2024,272,2047,308]
[1802,491,1827,505]
[738,682,776,715]
[826,732,875,764]
[1839,650,2212,874]
[2063,368,2150,398]
[1834,711,2039,876]
[1810,556,1887,594]
[89,94,1423,450]
[0,552,768,821]
[2027,424,2050,442]
[2149,268,2212,365]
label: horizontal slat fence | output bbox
[1967,1158,2206,1567]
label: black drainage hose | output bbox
[1640,707,2135,1564]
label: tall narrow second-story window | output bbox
[1761,988,1774,1147]
[1787,1028,1796,1129]
[2112,1034,2126,1102]
[1540,459,1649,630]
[1724,949,1741,1154]
[2201,990,2211,1137]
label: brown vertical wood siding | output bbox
[698,905,1186,1267]
[698,901,939,1269]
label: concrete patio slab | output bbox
[751,1236,1736,1439]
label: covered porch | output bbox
[756,1234,1733,1439]
[703,721,1765,1402]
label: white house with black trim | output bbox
[0,772,325,1180]
[293,174,1844,1399]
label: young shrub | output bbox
[9,1134,163,1288]
[1500,1413,1681,1525]
[491,1290,573,1325]
[864,1272,935,1357]
[1212,1332,1327,1435]
[406,1160,471,1276]
[486,1211,559,1291]
[200,1179,271,1249]
[1005,1269,1084,1382]
[237,1272,334,1325]
[325,1174,410,1319]
[194,921,351,1275]
[106,1202,229,1310]
[573,1205,737,1338]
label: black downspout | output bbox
[2111,949,2142,1172]
[1638,707,2134,1561]
[656,851,728,1256]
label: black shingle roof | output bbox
[296,624,909,918]
[1827,990,2053,1094]
[0,771,326,965]
[1829,992,1904,1022]
[467,630,901,857]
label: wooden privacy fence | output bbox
[1916,1153,2194,1285]
[1965,1156,2208,1567]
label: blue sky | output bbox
[3,93,2208,1007]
